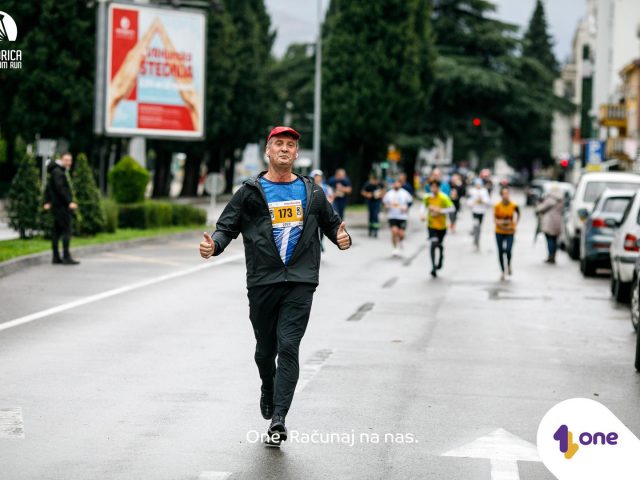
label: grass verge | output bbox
[0,225,206,263]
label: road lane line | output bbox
[198,472,232,480]
[0,254,244,333]
[0,408,24,438]
[296,348,334,393]
[382,276,398,289]
[347,302,374,321]
[101,252,184,267]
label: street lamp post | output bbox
[312,0,322,171]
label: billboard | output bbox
[104,3,205,139]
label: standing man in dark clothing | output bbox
[44,153,79,265]
[328,168,352,219]
[199,126,352,446]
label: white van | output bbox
[562,172,640,260]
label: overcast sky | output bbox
[265,0,586,63]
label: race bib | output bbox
[269,200,304,228]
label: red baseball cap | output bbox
[267,126,301,143]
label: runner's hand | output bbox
[337,222,351,250]
[200,232,215,258]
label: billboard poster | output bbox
[105,3,205,139]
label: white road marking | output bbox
[0,254,244,333]
[198,472,232,480]
[101,252,183,267]
[296,348,334,393]
[0,408,24,438]
[442,428,540,480]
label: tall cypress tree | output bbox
[6,154,42,239]
[502,0,563,174]
[522,0,558,75]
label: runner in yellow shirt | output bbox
[494,186,520,280]
[420,180,455,278]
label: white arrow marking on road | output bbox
[441,428,540,480]
[0,254,244,333]
[198,472,232,480]
[0,407,24,438]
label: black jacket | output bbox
[211,172,350,288]
[45,163,73,212]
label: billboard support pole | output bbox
[94,0,108,135]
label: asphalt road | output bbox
[1,192,639,480]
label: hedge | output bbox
[117,201,206,229]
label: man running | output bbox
[199,126,351,446]
[494,186,520,281]
[361,174,385,238]
[467,178,492,251]
[383,178,412,255]
[421,180,455,278]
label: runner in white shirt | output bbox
[383,179,413,256]
[466,178,492,250]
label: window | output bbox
[584,182,640,203]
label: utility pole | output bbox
[312,0,323,171]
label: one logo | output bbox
[0,11,18,41]
[120,16,130,30]
[553,425,580,459]
[553,424,618,460]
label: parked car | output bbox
[526,178,550,206]
[630,257,640,332]
[609,190,640,302]
[579,189,634,276]
[562,172,640,260]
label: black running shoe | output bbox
[260,390,274,420]
[267,413,287,443]
[430,269,437,278]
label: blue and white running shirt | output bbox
[259,177,307,265]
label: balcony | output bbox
[600,104,627,128]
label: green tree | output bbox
[268,43,316,150]
[6,154,42,239]
[501,0,569,174]
[73,153,105,236]
[221,0,275,192]
[0,1,41,183]
[430,0,519,165]
[522,0,558,74]
[322,0,435,190]
[8,0,95,154]
[177,1,241,197]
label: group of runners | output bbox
[355,167,520,280]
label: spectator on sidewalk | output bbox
[328,168,352,220]
[44,153,79,265]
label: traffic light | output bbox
[560,159,569,168]
[472,118,481,127]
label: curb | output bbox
[0,229,202,279]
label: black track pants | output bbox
[247,282,316,417]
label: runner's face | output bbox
[266,135,298,169]
[501,189,510,201]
